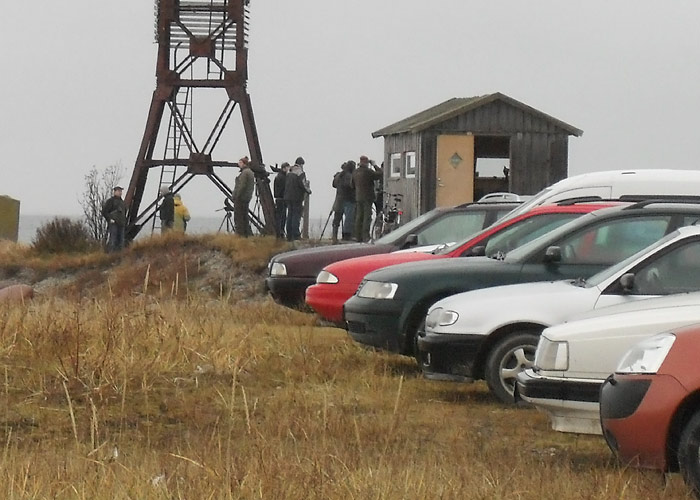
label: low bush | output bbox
[32,217,98,254]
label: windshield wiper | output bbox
[572,277,587,287]
[489,250,506,261]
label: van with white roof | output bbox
[506,169,700,219]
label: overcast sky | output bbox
[2,1,699,223]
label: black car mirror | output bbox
[470,246,486,256]
[403,234,418,248]
[620,273,635,293]
[544,246,562,263]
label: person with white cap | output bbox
[158,185,175,233]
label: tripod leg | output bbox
[318,209,334,242]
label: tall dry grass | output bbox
[0,291,694,499]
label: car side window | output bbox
[631,239,700,295]
[555,216,671,265]
[416,212,487,246]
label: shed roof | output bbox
[372,92,583,138]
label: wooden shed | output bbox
[372,92,583,220]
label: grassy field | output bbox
[0,235,695,499]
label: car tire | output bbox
[678,411,700,497]
[484,332,540,404]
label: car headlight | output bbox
[616,332,676,375]
[534,337,569,371]
[425,307,459,329]
[269,262,287,277]
[356,280,398,300]
[316,270,339,284]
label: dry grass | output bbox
[0,240,695,499]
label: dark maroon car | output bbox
[265,202,519,307]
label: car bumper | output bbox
[305,283,357,324]
[516,369,603,435]
[416,331,486,382]
[343,296,406,353]
[265,276,315,307]
[600,373,687,470]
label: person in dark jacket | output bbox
[159,185,175,233]
[273,162,289,239]
[101,186,127,252]
[232,156,256,237]
[284,156,311,241]
[352,155,383,242]
[331,161,355,243]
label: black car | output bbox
[344,201,700,361]
[265,202,519,307]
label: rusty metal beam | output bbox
[126,0,275,239]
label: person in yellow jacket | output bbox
[173,193,191,232]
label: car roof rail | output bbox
[623,196,700,210]
[454,201,522,208]
[555,195,605,205]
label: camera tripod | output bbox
[217,209,234,233]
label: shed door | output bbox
[436,134,475,207]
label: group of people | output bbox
[271,156,312,241]
[101,184,191,253]
[330,155,383,243]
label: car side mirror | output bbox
[470,246,486,257]
[620,273,635,294]
[544,246,562,264]
[403,234,418,248]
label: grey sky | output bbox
[2,1,699,222]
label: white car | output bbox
[517,292,700,435]
[419,225,700,404]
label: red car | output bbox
[305,201,620,324]
[600,324,700,497]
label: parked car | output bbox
[344,201,700,359]
[600,323,700,498]
[505,169,700,221]
[419,226,700,404]
[516,291,700,433]
[265,202,519,307]
[306,201,620,324]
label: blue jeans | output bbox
[106,222,125,252]
[342,201,355,236]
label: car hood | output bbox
[427,280,599,335]
[363,256,501,283]
[269,243,395,277]
[324,251,443,282]
[538,299,700,379]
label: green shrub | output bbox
[32,217,98,254]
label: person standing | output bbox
[159,186,175,233]
[331,161,355,243]
[101,186,127,252]
[273,162,289,239]
[232,156,256,237]
[352,155,383,242]
[173,193,191,232]
[284,156,311,241]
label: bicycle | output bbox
[372,192,404,240]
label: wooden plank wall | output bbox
[382,133,421,221]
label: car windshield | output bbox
[432,212,580,256]
[374,209,441,245]
[584,230,679,288]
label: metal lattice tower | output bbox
[125,0,275,239]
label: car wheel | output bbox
[484,332,540,404]
[678,411,700,497]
